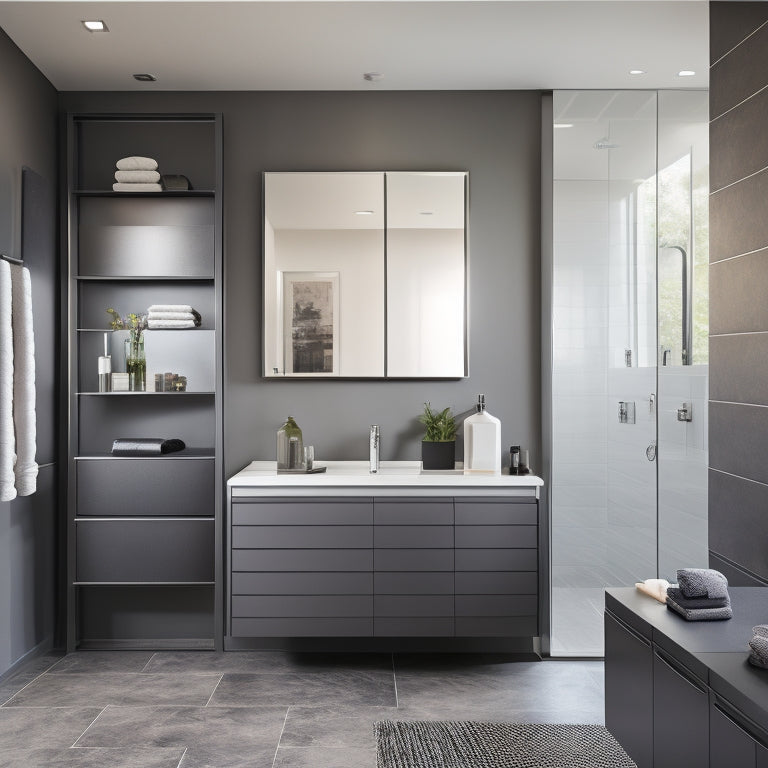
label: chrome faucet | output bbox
[369,425,380,473]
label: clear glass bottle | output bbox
[277,416,304,470]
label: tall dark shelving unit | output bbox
[64,114,223,651]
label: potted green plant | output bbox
[419,402,457,470]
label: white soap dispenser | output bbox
[463,394,501,474]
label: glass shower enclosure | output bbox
[546,90,709,656]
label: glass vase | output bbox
[276,416,304,470]
[125,329,146,392]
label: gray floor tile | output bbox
[0,707,103,751]
[4,672,221,708]
[75,704,288,749]
[178,745,277,768]
[209,670,396,707]
[0,746,185,767]
[389,703,605,725]
[0,652,64,705]
[273,746,376,768]
[281,705,397,748]
[50,652,156,674]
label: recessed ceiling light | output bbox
[553,123,573,128]
[678,70,696,77]
[363,72,383,82]
[420,211,434,216]
[629,69,646,75]
[133,73,157,82]
[355,210,374,215]
[82,20,108,32]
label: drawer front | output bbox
[455,616,537,637]
[455,525,537,549]
[232,499,373,526]
[374,501,453,525]
[233,525,371,549]
[78,458,214,517]
[374,525,453,549]
[455,595,538,617]
[455,501,537,526]
[232,595,371,618]
[375,617,454,637]
[232,572,372,595]
[455,572,537,595]
[375,549,453,572]
[231,617,372,637]
[232,549,372,572]
[374,595,454,617]
[455,549,537,571]
[76,519,213,582]
[375,572,453,595]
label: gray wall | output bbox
[0,28,58,677]
[709,2,768,584]
[60,91,542,478]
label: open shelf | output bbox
[75,189,215,197]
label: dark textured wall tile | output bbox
[710,2,768,65]
[710,21,768,119]
[709,402,768,485]
[710,168,768,261]
[710,334,768,405]
[711,87,768,192]
[709,469,768,582]
[710,249,768,334]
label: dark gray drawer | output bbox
[455,616,537,637]
[374,500,453,525]
[455,525,537,549]
[76,519,213,583]
[232,549,372,572]
[375,572,453,595]
[232,595,371,618]
[375,549,453,572]
[232,525,371,549]
[455,572,537,595]
[374,617,454,637]
[232,572,372,595]
[374,595,454,617]
[374,525,453,549]
[455,595,538,617]
[232,499,373,526]
[455,549,537,571]
[77,458,214,517]
[231,617,372,637]
[455,501,537,525]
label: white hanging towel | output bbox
[0,261,16,502]
[10,263,37,496]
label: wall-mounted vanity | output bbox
[263,171,468,379]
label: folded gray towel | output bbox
[749,651,768,669]
[676,568,729,600]
[666,587,729,610]
[666,594,732,621]
[112,182,162,192]
[116,156,158,171]
[749,635,768,661]
[115,170,161,183]
[753,625,768,639]
[111,438,186,456]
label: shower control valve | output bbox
[677,402,693,422]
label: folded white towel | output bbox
[116,156,158,171]
[10,264,37,496]
[112,183,162,192]
[0,261,16,502]
[148,312,195,320]
[635,578,670,604]
[147,318,196,329]
[114,170,161,184]
[148,305,194,313]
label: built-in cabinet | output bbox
[65,113,223,650]
[228,493,539,640]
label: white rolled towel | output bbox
[148,305,194,313]
[147,318,196,329]
[0,261,16,502]
[116,156,158,171]
[114,170,161,183]
[112,183,162,192]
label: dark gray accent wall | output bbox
[59,91,542,479]
[0,28,58,677]
[709,3,768,584]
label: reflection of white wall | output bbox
[263,216,278,373]
[267,228,384,377]
[386,228,464,377]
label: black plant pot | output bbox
[421,440,456,470]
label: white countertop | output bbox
[228,460,543,498]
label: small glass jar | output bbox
[277,416,304,470]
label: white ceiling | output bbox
[0,0,708,91]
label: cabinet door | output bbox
[653,648,708,768]
[710,699,757,768]
[604,611,653,768]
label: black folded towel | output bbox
[111,438,186,456]
[666,587,729,610]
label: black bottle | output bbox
[509,445,520,475]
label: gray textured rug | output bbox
[375,721,637,768]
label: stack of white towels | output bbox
[147,305,202,329]
[113,156,162,192]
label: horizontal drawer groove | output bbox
[455,572,537,594]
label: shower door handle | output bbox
[646,441,657,462]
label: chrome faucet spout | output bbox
[369,425,380,474]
